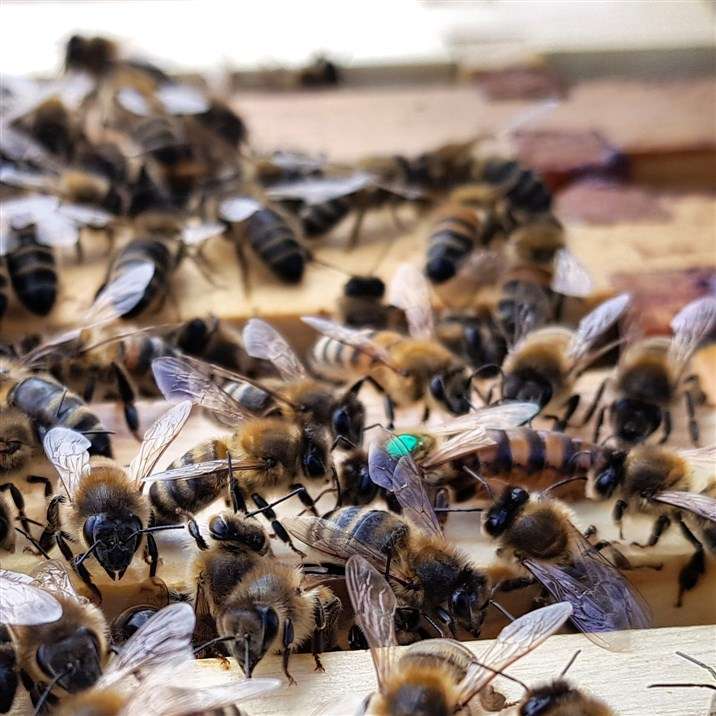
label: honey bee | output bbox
[588,296,716,446]
[589,443,716,606]
[499,292,631,425]
[39,400,199,599]
[288,446,492,638]
[253,150,325,187]
[149,355,333,547]
[191,498,341,683]
[0,561,108,713]
[476,480,651,649]
[306,263,475,418]
[339,274,406,331]
[344,554,572,716]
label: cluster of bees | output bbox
[1,35,715,716]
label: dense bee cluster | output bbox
[1,35,714,716]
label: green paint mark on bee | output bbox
[386,434,422,458]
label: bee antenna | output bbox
[648,683,716,691]
[467,659,529,693]
[489,599,515,622]
[192,634,236,655]
[33,666,74,715]
[540,475,587,498]
[560,649,581,677]
[462,466,495,501]
[245,487,304,518]
[675,652,716,680]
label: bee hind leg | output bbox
[631,514,670,549]
[26,474,53,497]
[658,409,672,444]
[112,362,141,440]
[675,515,706,608]
[251,492,306,557]
[282,619,296,686]
[0,482,32,534]
[684,389,701,446]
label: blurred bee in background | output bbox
[253,150,326,187]
[338,273,408,331]
[589,443,716,606]
[0,480,49,555]
[344,554,573,716]
[39,401,200,599]
[0,561,108,713]
[586,296,716,446]
[191,490,341,683]
[305,264,475,420]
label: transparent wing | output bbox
[550,248,593,298]
[368,445,443,538]
[219,196,262,223]
[100,603,196,687]
[568,293,631,363]
[302,316,400,372]
[677,445,716,471]
[1,195,59,233]
[456,602,572,705]
[43,427,91,500]
[422,428,495,468]
[668,296,716,377]
[157,84,210,115]
[87,261,155,326]
[0,570,64,625]
[266,172,373,205]
[31,560,87,605]
[243,318,306,380]
[652,491,716,523]
[152,355,254,424]
[144,459,264,484]
[35,211,79,248]
[505,283,552,347]
[0,165,57,192]
[128,400,192,486]
[181,221,225,245]
[387,263,435,340]
[346,555,397,691]
[58,203,113,229]
[430,402,539,435]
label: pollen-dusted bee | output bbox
[39,401,199,599]
[344,554,572,716]
[191,497,341,683]
[288,446,492,639]
[589,443,716,606]
[475,479,651,649]
[0,561,108,713]
[306,263,475,418]
[588,296,716,446]
[149,355,333,548]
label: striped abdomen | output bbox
[0,258,8,319]
[301,196,352,238]
[149,440,229,524]
[240,208,304,283]
[425,205,483,284]
[328,506,408,555]
[6,229,57,316]
[11,375,112,457]
[310,329,391,380]
[480,159,552,214]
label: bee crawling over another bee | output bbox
[342,554,573,716]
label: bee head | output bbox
[221,605,279,678]
[37,627,102,693]
[83,513,143,579]
[592,452,627,499]
[429,367,472,415]
[484,486,529,537]
[343,275,385,299]
[331,391,366,448]
[611,397,662,444]
[502,368,553,408]
[450,569,490,637]
[208,513,268,554]
[300,427,329,478]
[339,451,378,505]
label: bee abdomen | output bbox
[426,209,482,284]
[223,381,272,415]
[300,197,352,238]
[7,234,57,316]
[311,331,373,376]
[11,375,112,457]
[243,208,304,283]
[0,624,18,713]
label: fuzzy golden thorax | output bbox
[14,593,108,694]
[0,407,38,473]
[623,445,690,507]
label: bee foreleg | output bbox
[347,208,367,251]
[495,576,536,593]
[39,495,64,554]
[684,390,700,446]
[251,492,307,557]
[658,409,672,445]
[631,514,670,549]
[287,484,319,516]
[578,377,609,427]
[145,533,159,578]
[71,553,102,603]
[551,394,580,432]
[282,619,296,686]
[675,514,706,608]
[26,474,53,497]
[612,499,628,540]
[0,482,32,534]
[111,361,140,440]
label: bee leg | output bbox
[631,514,670,548]
[287,483,319,516]
[684,390,700,446]
[71,550,103,603]
[350,376,395,430]
[347,208,367,251]
[421,403,431,422]
[578,377,608,427]
[0,482,32,534]
[282,619,296,686]
[82,369,98,403]
[658,409,672,445]
[612,499,628,540]
[19,670,54,712]
[675,515,706,608]
[111,362,141,440]
[39,495,64,554]
[145,533,159,578]
[496,576,536,592]
[552,394,580,432]
[26,474,53,497]
[592,404,607,444]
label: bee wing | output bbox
[386,263,435,340]
[86,261,156,327]
[676,445,716,471]
[567,293,631,364]
[456,602,572,705]
[156,84,210,115]
[652,491,716,523]
[421,427,495,468]
[506,283,552,348]
[181,221,225,246]
[368,445,443,538]
[668,296,716,377]
[100,603,196,687]
[429,402,539,436]
[0,164,57,192]
[243,318,307,380]
[0,570,64,625]
[346,555,398,692]
[35,211,80,248]
[152,355,254,424]
[301,316,400,372]
[30,560,87,605]
[550,248,593,298]
[128,400,192,486]
[144,459,252,484]
[523,528,651,651]
[43,427,91,500]
[267,172,372,205]
[58,203,114,229]
[218,196,262,223]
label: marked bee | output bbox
[589,443,716,606]
[191,495,341,683]
[305,263,475,419]
[0,561,108,713]
[288,446,492,639]
[344,554,572,716]
[39,400,200,600]
[588,296,716,446]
